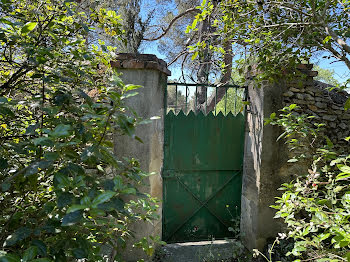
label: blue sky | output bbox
[313,57,349,84]
[140,0,349,85]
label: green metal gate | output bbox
[162,83,246,243]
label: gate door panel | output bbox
[163,108,245,243]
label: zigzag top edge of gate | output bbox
[165,109,245,118]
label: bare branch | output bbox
[267,1,313,17]
[168,50,188,66]
[143,7,200,41]
[252,22,319,30]
[204,41,233,112]
[0,65,33,95]
[324,25,350,55]
[321,40,350,70]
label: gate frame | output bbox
[162,82,248,243]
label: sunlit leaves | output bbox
[0,0,158,260]
[21,22,37,35]
[345,98,350,110]
[190,0,350,91]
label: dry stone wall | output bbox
[282,65,350,153]
[241,64,349,251]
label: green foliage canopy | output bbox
[0,0,158,260]
[314,66,340,86]
[187,0,350,104]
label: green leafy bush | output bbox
[0,0,158,260]
[268,105,350,261]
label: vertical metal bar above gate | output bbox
[165,83,247,115]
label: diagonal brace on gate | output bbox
[164,170,242,241]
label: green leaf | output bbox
[67,204,88,213]
[73,248,87,259]
[345,98,350,111]
[317,199,331,208]
[98,197,125,212]
[342,192,350,201]
[338,165,350,174]
[135,136,143,143]
[31,240,47,256]
[25,160,52,176]
[322,35,332,44]
[22,246,38,262]
[89,208,106,217]
[345,251,350,262]
[0,254,21,262]
[21,22,37,34]
[43,152,59,161]
[318,233,331,241]
[33,137,53,147]
[57,192,73,208]
[0,157,8,170]
[124,84,141,92]
[0,18,13,26]
[4,227,32,247]
[61,210,83,226]
[113,176,124,191]
[81,146,96,162]
[121,187,137,195]
[121,91,138,100]
[191,51,199,60]
[1,181,11,192]
[191,19,198,29]
[80,196,91,205]
[314,212,328,223]
[98,147,120,167]
[54,171,70,188]
[289,104,297,110]
[0,106,14,117]
[92,191,116,206]
[337,173,350,180]
[25,124,39,135]
[50,124,72,138]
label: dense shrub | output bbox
[0,0,158,260]
[268,105,350,261]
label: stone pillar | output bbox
[111,53,170,261]
[240,65,320,251]
[240,76,290,250]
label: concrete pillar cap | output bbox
[111,53,171,76]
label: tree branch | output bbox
[252,22,319,30]
[267,1,313,17]
[143,7,200,41]
[168,50,188,66]
[0,65,32,95]
[324,25,350,55]
[202,41,233,112]
[322,41,350,70]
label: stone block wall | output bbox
[241,64,349,251]
[282,67,349,152]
